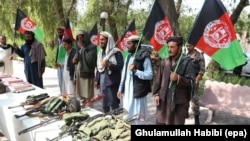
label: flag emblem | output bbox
[204,20,231,48]
[21,17,35,31]
[154,20,173,45]
[120,31,134,51]
[90,35,99,46]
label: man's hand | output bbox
[55,63,63,68]
[170,72,178,81]
[8,55,13,60]
[94,82,99,89]
[13,43,18,49]
[154,95,160,106]
[117,91,122,99]
[73,57,78,63]
[41,68,45,74]
[129,64,136,72]
[101,60,109,67]
[196,74,203,83]
[72,80,76,85]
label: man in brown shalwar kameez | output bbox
[153,36,196,125]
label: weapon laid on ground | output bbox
[46,107,126,141]
[18,116,61,135]
[14,106,46,119]
[14,96,52,118]
[8,93,49,109]
[8,102,26,109]
[18,96,83,135]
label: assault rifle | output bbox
[8,102,26,109]
[46,107,126,141]
[8,93,49,109]
[14,106,46,119]
[18,116,61,135]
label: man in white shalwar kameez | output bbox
[61,38,76,95]
[117,35,153,125]
[0,35,14,75]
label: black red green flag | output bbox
[15,8,44,42]
[187,0,246,70]
[142,0,173,52]
[117,19,136,58]
[89,22,99,46]
[63,18,74,41]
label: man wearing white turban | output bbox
[117,35,153,125]
[95,31,124,113]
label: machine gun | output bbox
[18,116,61,135]
[46,107,126,141]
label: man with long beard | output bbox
[13,31,46,88]
[95,31,124,113]
[117,35,153,125]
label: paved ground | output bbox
[1,60,250,140]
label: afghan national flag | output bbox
[187,0,247,70]
[117,19,136,58]
[89,22,99,46]
[63,18,74,41]
[143,0,173,53]
[15,8,44,42]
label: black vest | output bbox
[133,53,152,98]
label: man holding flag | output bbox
[153,36,196,125]
[117,35,153,125]
[54,26,65,94]
[13,31,46,89]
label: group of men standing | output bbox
[0,28,205,125]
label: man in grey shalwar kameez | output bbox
[95,31,124,113]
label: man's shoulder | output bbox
[33,40,43,46]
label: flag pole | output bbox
[132,34,143,60]
[168,42,186,88]
[14,7,18,43]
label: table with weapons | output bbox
[0,88,132,141]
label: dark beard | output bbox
[59,35,63,40]
[25,39,34,45]
[128,48,136,53]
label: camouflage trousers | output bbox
[186,83,200,116]
[191,91,200,116]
